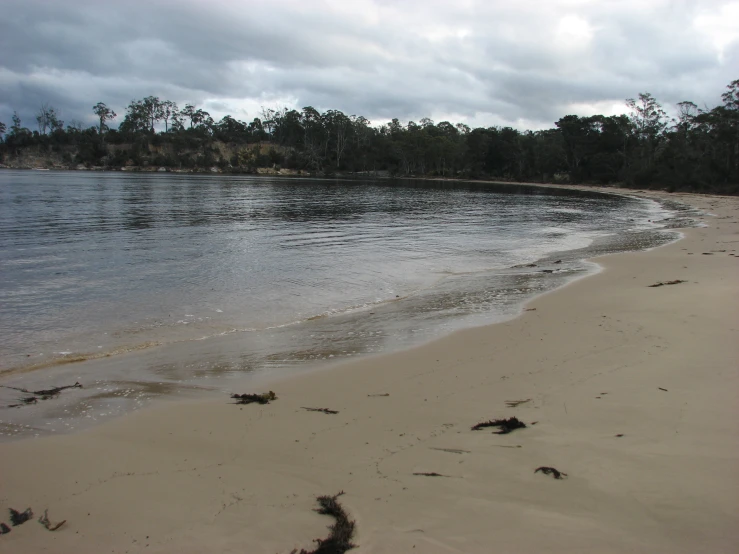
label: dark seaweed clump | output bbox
[302,407,339,415]
[535,466,568,479]
[648,280,686,287]
[471,417,527,434]
[9,508,33,526]
[293,492,356,554]
[230,391,277,405]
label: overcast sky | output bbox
[1,0,737,133]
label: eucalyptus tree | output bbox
[248,117,267,142]
[351,115,374,171]
[180,104,197,128]
[141,96,164,132]
[170,109,185,132]
[456,123,471,135]
[463,127,492,176]
[10,112,23,135]
[722,79,739,111]
[93,102,117,134]
[36,103,51,134]
[626,93,667,138]
[555,115,595,180]
[301,106,327,169]
[260,107,276,137]
[36,103,62,135]
[624,93,667,181]
[194,110,214,134]
[66,120,84,133]
[433,121,464,176]
[120,99,149,134]
[684,80,739,186]
[272,108,303,148]
[5,111,32,147]
[674,101,699,135]
[161,100,178,132]
[214,115,248,142]
[179,104,212,132]
[719,79,739,180]
[50,110,64,133]
[323,109,352,168]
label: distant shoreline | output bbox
[0,163,695,199]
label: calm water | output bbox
[0,170,680,437]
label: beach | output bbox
[0,187,737,553]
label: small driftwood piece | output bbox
[9,508,33,526]
[230,391,276,405]
[413,472,447,477]
[0,523,10,534]
[292,491,356,554]
[7,397,39,408]
[535,467,568,479]
[38,509,66,531]
[430,447,469,454]
[505,399,531,408]
[2,382,82,406]
[302,407,339,415]
[658,387,668,392]
[367,393,389,397]
[648,280,686,287]
[31,382,82,399]
[471,417,527,434]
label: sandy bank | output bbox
[0,189,737,553]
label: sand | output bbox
[0,188,737,554]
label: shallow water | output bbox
[0,171,683,438]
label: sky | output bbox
[1,0,738,133]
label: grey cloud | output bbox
[1,0,736,132]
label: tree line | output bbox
[0,79,737,193]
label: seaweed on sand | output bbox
[302,407,339,415]
[535,467,568,479]
[292,492,356,554]
[7,397,39,408]
[648,280,686,287]
[30,382,83,399]
[471,417,527,434]
[9,508,33,526]
[230,391,277,405]
[505,399,531,408]
[38,509,66,531]
[2,382,82,407]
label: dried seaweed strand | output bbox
[292,492,356,554]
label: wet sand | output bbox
[0,187,737,553]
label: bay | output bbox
[0,170,679,437]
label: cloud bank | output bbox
[1,0,737,131]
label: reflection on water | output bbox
[0,171,682,438]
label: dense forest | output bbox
[0,79,737,194]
